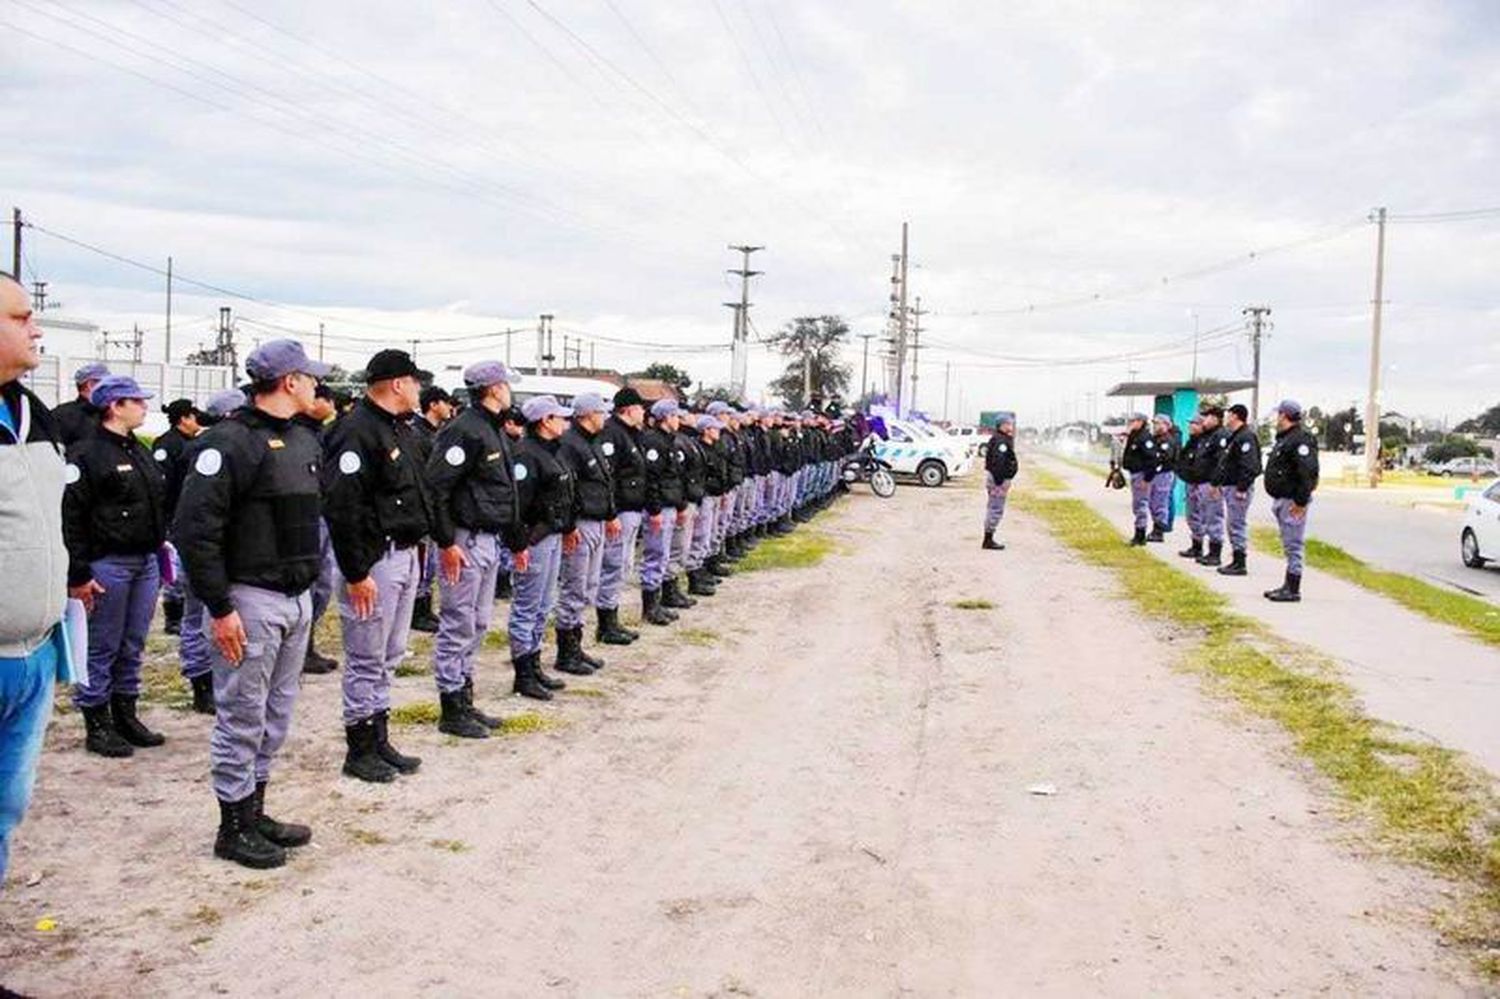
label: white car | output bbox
[944,425,984,458]
[1461,479,1500,568]
[873,418,975,487]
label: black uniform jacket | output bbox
[1121,427,1155,476]
[62,427,168,586]
[1263,425,1319,507]
[558,424,617,522]
[983,431,1019,482]
[424,404,525,551]
[53,397,101,448]
[175,407,323,618]
[598,415,647,512]
[640,424,686,514]
[515,432,577,543]
[1175,432,1205,483]
[1211,424,1264,492]
[321,397,432,584]
[150,425,196,523]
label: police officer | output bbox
[62,375,169,758]
[1194,406,1230,567]
[981,413,1018,550]
[1146,414,1179,542]
[151,399,204,636]
[53,362,110,447]
[322,349,432,783]
[689,415,729,589]
[712,403,749,562]
[1175,416,1207,560]
[556,392,619,674]
[639,398,686,625]
[595,387,648,645]
[424,362,524,739]
[409,386,455,635]
[1209,403,1262,577]
[492,405,528,601]
[176,339,327,869]
[298,383,341,676]
[1262,400,1320,602]
[674,411,713,599]
[1119,413,1153,545]
[509,395,578,699]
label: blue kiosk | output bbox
[1106,378,1256,517]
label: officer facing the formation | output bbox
[1119,413,1155,546]
[176,340,328,869]
[151,398,204,637]
[424,361,524,740]
[53,362,110,447]
[639,398,686,625]
[555,392,619,676]
[1261,400,1320,603]
[322,349,433,783]
[1174,416,1207,561]
[509,395,579,699]
[1209,403,1262,577]
[594,387,648,645]
[62,375,169,758]
[1193,406,1230,567]
[981,413,1018,550]
[1147,414,1179,542]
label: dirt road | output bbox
[1,479,1472,995]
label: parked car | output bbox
[1427,456,1499,478]
[873,418,975,487]
[944,425,984,458]
[1461,479,1500,568]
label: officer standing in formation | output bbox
[1261,400,1320,602]
[1146,414,1179,541]
[555,392,618,675]
[981,414,1017,550]
[639,398,688,622]
[595,387,648,644]
[151,399,203,638]
[1207,403,1261,576]
[1191,406,1229,567]
[1174,416,1207,560]
[423,362,524,739]
[298,383,342,677]
[1119,413,1153,545]
[409,385,455,635]
[322,349,431,783]
[52,362,109,447]
[62,374,170,758]
[176,340,327,869]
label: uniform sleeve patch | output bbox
[195,448,223,477]
[338,451,362,475]
[646,448,659,461]
[1297,444,1310,456]
[444,444,467,467]
[153,448,168,462]
[1241,441,1251,452]
[999,443,1008,452]
[514,462,529,481]
[601,441,615,457]
[64,462,81,485]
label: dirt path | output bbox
[2,479,1473,996]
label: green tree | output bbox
[629,362,693,392]
[767,315,852,409]
[1456,402,1500,435]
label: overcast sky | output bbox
[5,0,1497,425]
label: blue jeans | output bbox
[1,634,59,884]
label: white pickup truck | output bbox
[872,418,976,487]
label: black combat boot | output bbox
[253,780,312,848]
[81,704,133,758]
[1129,527,1148,547]
[1179,538,1203,559]
[462,677,503,730]
[410,594,439,633]
[533,650,567,691]
[596,606,636,645]
[111,695,165,748]
[707,553,734,577]
[775,515,796,535]
[303,630,338,675]
[687,569,718,597]
[439,689,490,739]
[373,710,421,774]
[1264,571,1302,602]
[1146,525,1165,543]
[342,719,397,783]
[190,673,216,715]
[641,588,674,627]
[982,530,1004,550]
[495,572,513,601]
[662,576,696,609]
[162,597,184,636]
[724,535,745,560]
[1197,540,1223,567]
[513,652,556,701]
[554,626,594,676]
[1218,549,1248,577]
[214,795,285,869]
[571,627,605,670]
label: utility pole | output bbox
[538,313,555,374]
[1243,305,1271,429]
[1189,310,1200,382]
[943,361,952,422]
[164,256,174,364]
[504,328,513,368]
[858,332,874,401]
[1126,366,1140,417]
[131,324,143,364]
[562,334,570,373]
[216,306,238,378]
[30,282,47,312]
[909,295,926,413]
[10,207,20,278]
[318,322,325,362]
[893,223,910,414]
[588,341,595,370]
[1364,207,1387,488]
[725,244,763,398]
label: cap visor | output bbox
[302,359,333,379]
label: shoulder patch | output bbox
[338,451,362,475]
[1297,444,1310,456]
[513,462,529,481]
[444,444,467,467]
[64,462,81,485]
[1241,441,1251,452]
[998,443,1008,452]
[601,441,615,457]
[194,448,223,477]
[646,448,659,462]
[153,448,168,462]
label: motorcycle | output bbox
[840,434,898,498]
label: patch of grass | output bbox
[1028,467,1069,492]
[389,701,439,726]
[564,686,609,699]
[406,634,435,658]
[393,658,429,678]
[429,838,471,853]
[1252,526,1500,649]
[499,711,556,736]
[347,827,388,846]
[139,662,192,711]
[1021,489,1500,972]
[951,598,995,610]
[188,905,222,927]
[482,629,511,650]
[736,530,838,572]
[676,628,720,647]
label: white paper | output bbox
[58,598,89,687]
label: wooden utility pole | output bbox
[164,256,174,364]
[1243,305,1271,428]
[893,223,910,413]
[858,332,874,400]
[10,207,20,278]
[909,296,926,413]
[726,245,763,398]
[1364,207,1387,488]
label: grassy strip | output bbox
[1252,526,1500,649]
[1044,450,1112,478]
[736,529,838,572]
[952,598,995,610]
[1014,486,1500,970]
[1028,467,1069,492]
